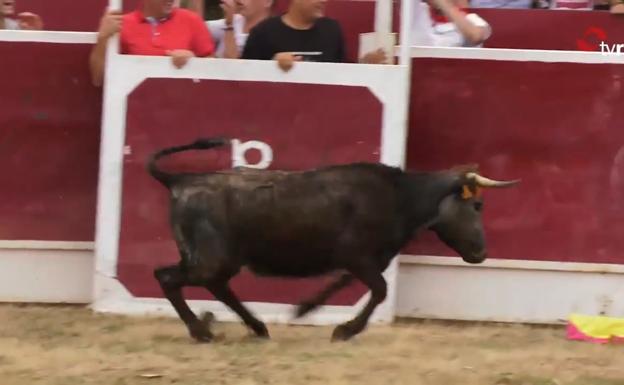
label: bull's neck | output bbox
[402,172,457,231]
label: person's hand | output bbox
[167,49,195,68]
[97,10,123,40]
[273,52,302,72]
[16,12,43,30]
[360,48,387,64]
[220,0,237,26]
[611,2,624,13]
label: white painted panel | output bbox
[0,30,96,43]
[93,48,411,324]
[396,256,624,324]
[0,249,94,303]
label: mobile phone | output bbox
[291,52,323,58]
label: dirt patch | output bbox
[0,304,623,385]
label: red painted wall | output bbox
[474,9,624,51]
[123,0,139,12]
[0,42,102,241]
[404,58,624,265]
[16,0,107,31]
[117,78,383,304]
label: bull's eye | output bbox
[474,201,483,212]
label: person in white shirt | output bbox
[0,0,43,30]
[470,0,532,8]
[549,0,594,9]
[207,0,274,58]
[411,0,492,47]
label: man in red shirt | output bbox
[89,0,215,87]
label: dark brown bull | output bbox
[147,137,519,342]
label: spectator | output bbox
[89,0,215,87]
[0,0,43,30]
[611,0,624,12]
[411,0,491,47]
[242,0,386,71]
[469,0,533,8]
[207,0,274,58]
[547,0,594,9]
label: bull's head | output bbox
[429,165,520,264]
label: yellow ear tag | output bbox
[461,185,473,199]
[461,185,482,200]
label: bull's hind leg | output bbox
[294,273,354,318]
[330,265,387,342]
[183,218,269,339]
[153,219,225,343]
[154,265,213,342]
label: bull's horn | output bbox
[466,172,520,188]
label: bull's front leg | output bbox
[331,265,387,342]
[154,265,213,342]
[206,280,269,339]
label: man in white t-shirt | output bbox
[0,0,43,30]
[470,0,533,8]
[207,0,274,58]
[549,0,594,9]
[411,0,491,47]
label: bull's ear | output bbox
[447,172,480,200]
[460,184,483,200]
[450,167,483,200]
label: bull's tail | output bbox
[147,137,229,188]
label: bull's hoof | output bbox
[331,324,355,342]
[294,301,317,318]
[189,323,214,343]
[255,331,270,339]
[252,322,270,339]
[248,333,270,342]
[190,331,213,343]
[200,311,216,326]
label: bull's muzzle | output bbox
[463,249,487,264]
